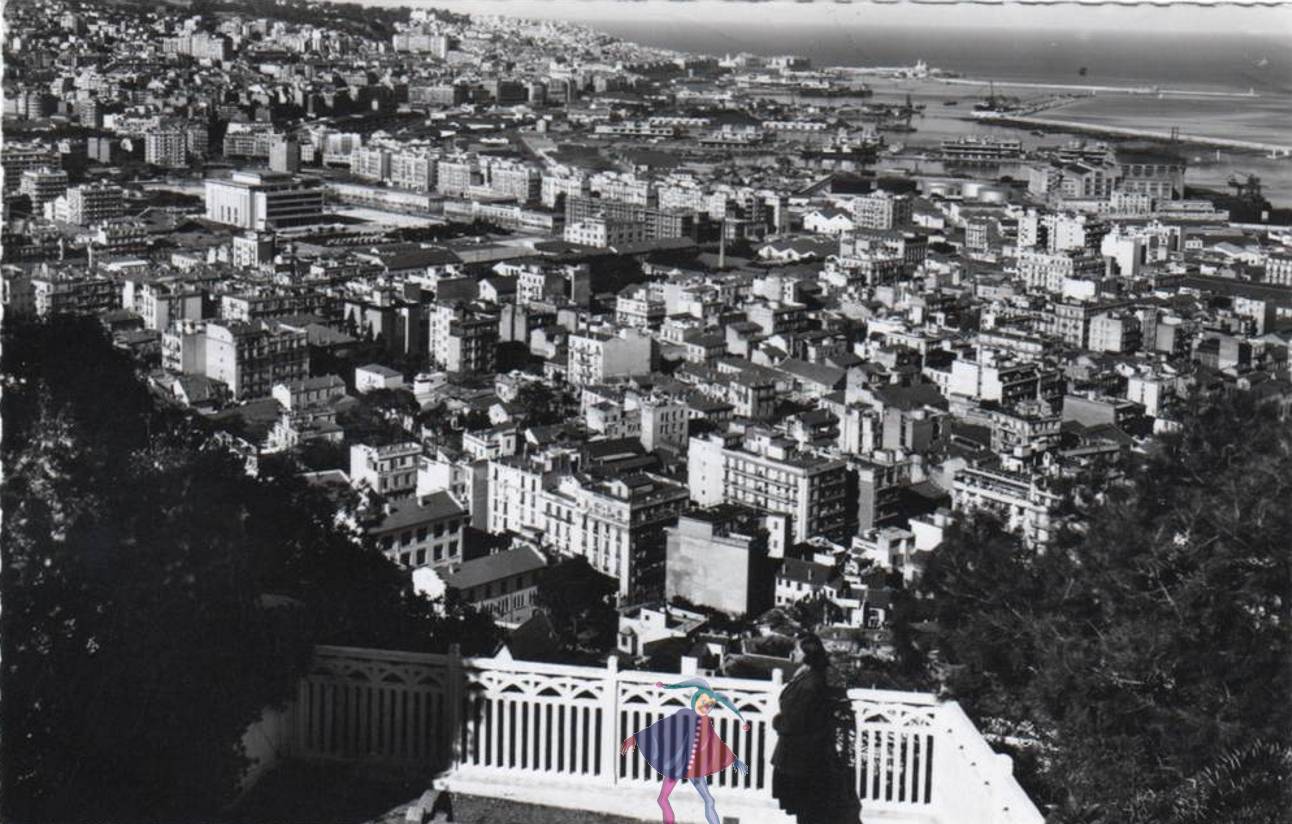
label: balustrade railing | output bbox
[282,646,1042,824]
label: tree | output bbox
[533,557,618,656]
[0,317,497,822]
[911,390,1292,822]
[513,382,564,429]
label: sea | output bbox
[356,1,1292,204]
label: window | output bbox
[416,549,426,566]
[448,540,459,557]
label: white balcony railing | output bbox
[279,645,1043,824]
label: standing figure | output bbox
[620,677,751,824]
[771,633,861,824]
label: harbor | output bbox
[936,76,1261,99]
[971,111,1292,157]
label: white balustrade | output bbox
[281,646,1043,824]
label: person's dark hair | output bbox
[796,632,829,670]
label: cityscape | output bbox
[1,1,1289,824]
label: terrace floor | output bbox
[229,763,645,824]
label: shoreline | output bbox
[931,76,1260,99]
[970,111,1292,157]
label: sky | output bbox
[364,0,1292,38]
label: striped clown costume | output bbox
[620,677,751,824]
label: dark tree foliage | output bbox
[912,390,1292,823]
[0,317,496,822]
[533,557,618,657]
[513,382,565,429]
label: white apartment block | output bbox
[687,430,848,543]
[19,167,69,207]
[563,217,647,249]
[204,170,325,230]
[350,441,423,498]
[952,465,1061,549]
[541,173,589,209]
[567,327,653,387]
[390,150,438,192]
[589,171,654,206]
[46,182,124,226]
[145,130,188,168]
[486,454,689,597]
[637,394,689,452]
[351,146,391,180]
[852,191,912,230]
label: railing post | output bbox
[602,655,620,786]
[446,643,462,770]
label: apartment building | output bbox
[687,429,849,543]
[367,491,468,571]
[351,441,423,499]
[30,273,118,317]
[665,508,773,617]
[145,129,187,168]
[952,465,1061,548]
[947,350,1065,408]
[567,327,653,387]
[202,320,309,400]
[429,302,498,375]
[19,166,69,208]
[486,451,687,599]
[851,191,912,230]
[444,545,547,626]
[390,150,438,192]
[204,170,324,230]
[46,182,124,226]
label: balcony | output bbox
[258,646,1043,824]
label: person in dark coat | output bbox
[771,633,862,824]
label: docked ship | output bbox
[940,136,1024,163]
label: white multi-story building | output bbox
[540,173,589,209]
[19,166,69,208]
[852,191,912,230]
[351,146,391,180]
[351,441,423,498]
[46,182,124,226]
[204,170,324,230]
[567,327,653,387]
[952,465,1061,548]
[390,150,438,192]
[436,156,477,196]
[615,285,666,329]
[486,452,689,598]
[563,217,647,249]
[687,429,848,543]
[637,394,688,453]
[1088,311,1142,353]
[589,171,654,206]
[1264,250,1292,286]
[145,129,188,168]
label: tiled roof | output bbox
[447,545,547,591]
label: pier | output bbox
[938,77,1259,99]
[972,112,1292,157]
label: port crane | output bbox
[1227,173,1263,201]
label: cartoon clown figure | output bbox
[620,677,751,824]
